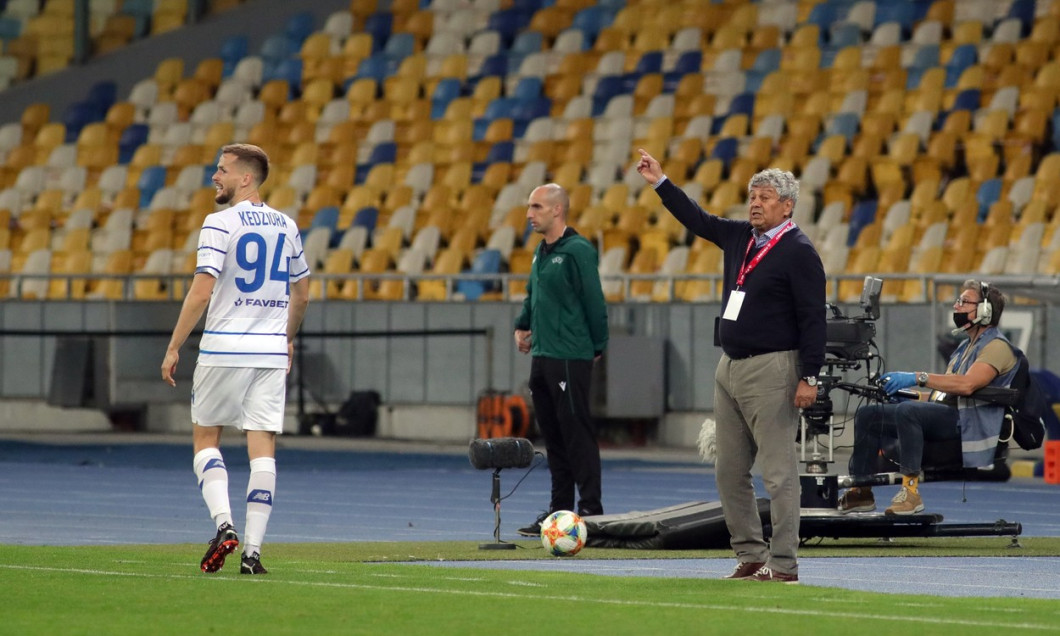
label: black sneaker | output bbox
[200,522,239,573]
[240,552,268,575]
[517,510,550,537]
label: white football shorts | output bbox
[191,366,287,433]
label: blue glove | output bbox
[882,372,916,396]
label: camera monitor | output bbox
[824,277,883,362]
[859,276,883,320]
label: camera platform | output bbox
[799,510,1022,541]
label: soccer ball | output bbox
[539,510,587,556]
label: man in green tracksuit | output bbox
[514,183,609,536]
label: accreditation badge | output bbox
[722,289,745,321]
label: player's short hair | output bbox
[221,143,270,185]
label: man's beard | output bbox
[215,187,233,204]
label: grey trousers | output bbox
[714,350,801,575]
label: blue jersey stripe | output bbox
[200,350,288,356]
[201,225,229,234]
[203,330,287,336]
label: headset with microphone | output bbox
[975,281,993,327]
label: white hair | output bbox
[748,168,799,205]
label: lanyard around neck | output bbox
[736,221,793,288]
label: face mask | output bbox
[952,312,972,330]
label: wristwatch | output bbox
[802,376,818,387]
[916,372,929,387]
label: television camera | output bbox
[800,276,887,480]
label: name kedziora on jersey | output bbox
[238,210,287,227]
[234,297,289,308]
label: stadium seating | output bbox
[5,0,1060,302]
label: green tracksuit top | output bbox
[514,227,609,360]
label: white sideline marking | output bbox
[0,563,1054,632]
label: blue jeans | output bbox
[849,401,960,477]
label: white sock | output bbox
[193,448,233,529]
[243,457,276,556]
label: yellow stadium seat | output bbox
[309,248,354,299]
[415,247,464,301]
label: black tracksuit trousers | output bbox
[528,356,603,516]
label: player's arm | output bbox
[286,276,310,372]
[161,272,216,386]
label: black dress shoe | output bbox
[517,510,550,536]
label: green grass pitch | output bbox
[3,539,1060,635]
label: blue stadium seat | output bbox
[805,1,838,29]
[512,77,543,101]
[456,249,503,300]
[633,51,663,75]
[0,17,21,43]
[945,44,978,87]
[219,35,248,77]
[1008,0,1035,35]
[591,75,627,116]
[473,97,516,138]
[259,34,292,67]
[509,30,543,58]
[311,206,340,233]
[136,166,168,208]
[487,8,530,47]
[263,58,302,95]
[825,112,860,144]
[710,137,739,167]
[352,207,379,234]
[951,89,981,112]
[383,32,416,61]
[467,54,507,88]
[511,0,546,11]
[908,44,940,71]
[355,54,394,82]
[750,48,781,74]
[474,141,514,180]
[976,179,1003,222]
[122,0,154,38]
[664,50,702,91]
[356,143,396,181]
[364,13,393,49]
[62,101,103,143]
[284,11,315,49]
[571,6,609,44]
[828,21,863,49]
[481,97,516,121]
[743,69,768,94]
[86,81,118,114]
[874,0,927,37]
[117,123,149,163]
[430,78,462,120]
[482,141,514,164]
[727,92,755,117]
[510,97,550,137]
[846,199,878,247]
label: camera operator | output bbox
[637,151,825,584]
[838,281,1018,515]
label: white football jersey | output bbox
[195,201,310,368]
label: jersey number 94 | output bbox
[235,232,290,295]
